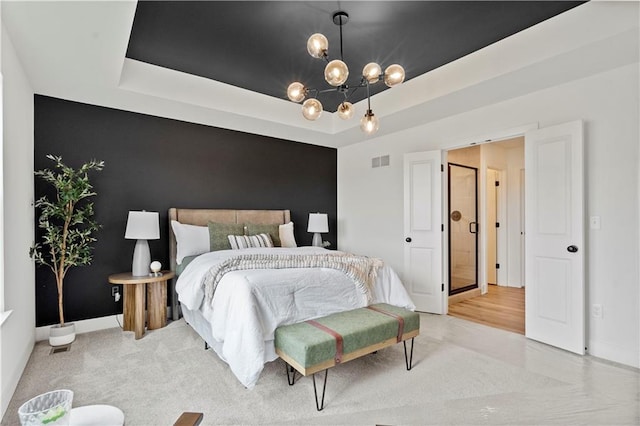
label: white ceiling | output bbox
[2,1,639,148]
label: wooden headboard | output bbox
[167,208,291,272]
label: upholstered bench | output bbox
[274,303,419,411]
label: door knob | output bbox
[567,245,578,253]
[405,237,412,243]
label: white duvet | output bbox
[176,246,415,388]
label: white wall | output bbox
[337,63,640,368]
[0,23,35,418]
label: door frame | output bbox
[442,123,537,302]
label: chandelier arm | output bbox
[343,85,361,101]
[318,87,339,94]
[306,88,320,97]
[355,77,369,89]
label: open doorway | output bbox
[447,137,526,334]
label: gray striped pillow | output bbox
[227,233,274,250]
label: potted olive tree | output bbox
[30,155,104,346]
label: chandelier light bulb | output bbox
[324,59,349,87]
[286,82,306,103]
[307,33,329,58]
[360,109,379,134]
[384,64,405,87]
[302,98,323,121]
[362,62,382,84]
[337,101,354,120]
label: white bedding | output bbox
[176,246,415,388]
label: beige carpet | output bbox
[3,314,639,425]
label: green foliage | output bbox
[30,155,104,326]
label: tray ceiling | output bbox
[126,1,585,112]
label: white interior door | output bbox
[525,120,584,354]
[403,151,443,314]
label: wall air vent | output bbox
[371,155,390,168]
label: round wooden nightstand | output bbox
[108,270,175,339]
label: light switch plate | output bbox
[590,216,601,230]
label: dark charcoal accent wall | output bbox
[34,95,337,327]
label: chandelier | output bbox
[286,11,405,135]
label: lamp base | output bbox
[312,233,323,247]
[132,239,151,276]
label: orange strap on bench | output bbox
[366,306,405,342]
[306,320,344,364]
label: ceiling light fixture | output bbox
[286,11,405,135]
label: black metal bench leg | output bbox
[285,363,296,386]
[403,338,415,370]
[312,369,328,411]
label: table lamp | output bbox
[307,213,329,247]
[124,211,160,276]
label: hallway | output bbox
[448,284,525,334]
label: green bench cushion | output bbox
[274,303,419,369]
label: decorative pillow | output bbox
[227,233,274,250]
[170,220,210,265]
[208,221,245,251]
[176,255,199,276]
[245,223,281,247]
[279,221,297,248]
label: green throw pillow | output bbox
[208,221,244,251]
[245,223,281,247]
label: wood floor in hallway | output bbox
[448,284,525,334]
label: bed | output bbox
[169,208,415,389]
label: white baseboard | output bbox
[35,315,121,341]
[588,340,640,369]
[35,307,175,342]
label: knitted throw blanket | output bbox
[202,252,383,304]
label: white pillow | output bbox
[171,220,210,265]
[228,233,274,250]
[279,221,297,248]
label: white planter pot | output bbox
[49,323,75,347]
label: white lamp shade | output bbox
[307,213,329,233]
[124,211,160,240]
